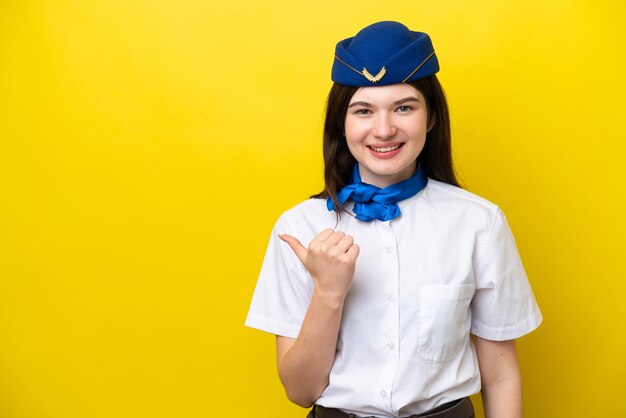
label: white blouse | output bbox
[246,179,542,417]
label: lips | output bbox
[368,144,402,153]
[366,142,405,159]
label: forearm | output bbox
[475,337,523,418]
[481,374,522,418]
[277,289,344,407]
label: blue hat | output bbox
[331,21,439,86]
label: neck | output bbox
[358,162,418,188]
[326,162,428,222]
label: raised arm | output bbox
[475,337,523,418]
[275,229,359,408]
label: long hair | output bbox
[311,75,460,215]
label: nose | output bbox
[372,113,397,139]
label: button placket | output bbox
[374,222,399,412]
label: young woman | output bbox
[246,21,542,418]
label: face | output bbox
[344,83,430,188]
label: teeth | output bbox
[370,144,401,152]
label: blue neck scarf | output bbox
[326,164,428,222]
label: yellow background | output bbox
[1,1,625,417]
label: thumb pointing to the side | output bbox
[279,234,308,265]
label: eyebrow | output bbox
[347,96,421,108]
[394,97,420,105]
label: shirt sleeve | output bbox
[470,208,543,341]
[244,215,314,338]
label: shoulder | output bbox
[278,198,331,223]
[425,179,499,210]
[274,198,337,238]
[425,179,498,211]
[417,179,503,230]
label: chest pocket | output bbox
[418,284,474,363]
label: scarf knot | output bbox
[327,164,428,222]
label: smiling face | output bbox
[344,83,430,188]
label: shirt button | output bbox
[387,341,394,350]
[386,247,394,254]
[380,389,387,398]
[387,294,395,302]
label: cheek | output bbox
[343,134,365,161]
[345,138,361,158]
[343,117,360,138]
[407,115,429,139]
[344,120,367,147]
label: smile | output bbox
[368,143,403,153]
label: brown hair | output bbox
[311,75,460,214]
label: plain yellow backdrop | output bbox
[1,1,625,417]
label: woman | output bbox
[246,21,542,418]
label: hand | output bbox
[279,229,359,301]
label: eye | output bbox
[354,108,372,115]
[397,105,413,112]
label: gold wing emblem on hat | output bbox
[362,67,387,83]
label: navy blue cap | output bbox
[332,21,439,86]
